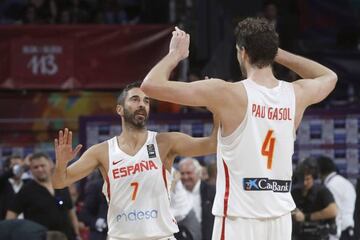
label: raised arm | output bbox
[141,27,225,112]
[52,128,100,189]
[161,113,219,162]
[275,48,337,107]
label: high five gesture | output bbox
[54,128,83,166]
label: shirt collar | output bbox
[192,180,201,194]
[324,172,337,185]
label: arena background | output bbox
[0,2,359,179]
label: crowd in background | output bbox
[0,153,359,240]
[0,152,218,240]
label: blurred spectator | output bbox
[21,4,40,24]
[179,157,215,240]
[292,166,337,240]
[317,156,356,240]
[0,155,28,220]
[100,0,128,24]
[79,172,107,240]
[261,1,277,27]
[170,168,199,240]
[68,183,88,240]
[206,162,216,187]
[0,219,68,240]
[5,152,79,240]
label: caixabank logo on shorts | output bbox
[116,209,158,222]
[243,178,291,192]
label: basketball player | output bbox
[141,18,337,240]
[52,81,218,240]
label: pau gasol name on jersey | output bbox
[243,178,291,193]
[112,160,158,179]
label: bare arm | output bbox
[310,202,337,221]
[168,114,219,157]
[5,210,18,220]
[141,27,225,112]
[275,48,337,106]
[52,128,100,189]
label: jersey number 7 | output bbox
[131,182,139,201]
[261,130,276,169]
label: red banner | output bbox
[0,25,172,89]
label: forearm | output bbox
[310,203,337,221]
[275,48,336,79]
[141,52,181,93]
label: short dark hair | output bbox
[302,156,319,179]
[303,166,318,179]
[235,17,279,68]
[317,155,337,175]
[30,152,51,162]
[117,81,142,106]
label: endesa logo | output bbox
[116,209,158,222]
[243,178,291,192]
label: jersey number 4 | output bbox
[261,130,276,169]
[130,182,139,201]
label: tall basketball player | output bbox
[52,81,218,240]
[141,18,337,240]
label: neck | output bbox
[35,178,52,188]
[246,65,277,85]
[11,178,22,185]
[119,124,148,148]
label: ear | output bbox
[116,104,124,117]
[241,47,246,60]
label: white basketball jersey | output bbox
[104,131,178,239]
[213,79,296,218]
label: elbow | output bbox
[140,78,157,97]
[330,71,338,89]
[140,79,151,94]
[328,203,338,218]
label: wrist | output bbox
[168,50,182,63]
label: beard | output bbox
[123,108,148,129]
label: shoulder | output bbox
[85,141,108,156]
[157,131,189,143]
[317,185,335,199]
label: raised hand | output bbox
[169,26,190,61]
[54,128,82,166]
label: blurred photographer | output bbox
[0,155,28,220]
[317,156,356,240]
[292,161,337,240]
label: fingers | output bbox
[175,26,187,38]
[63,128,68,145]
[58,129,63,145]
[68,130,73,146]
[58,128,72,145]
[73,144,83,157]
[54,138,58,148]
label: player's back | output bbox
[213,79,296,218]
[104,131,178,239]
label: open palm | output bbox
[54,128,82,164]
